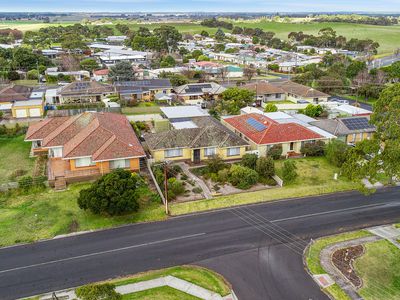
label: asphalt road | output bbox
[1,187,399,300]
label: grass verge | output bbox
[305,230,373,300]
[0,183,166,247]
[170,157,354,215]
[355,240,400,300]
[111,265,231,297]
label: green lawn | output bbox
[122,286,200,300]
[122,103,162,115]
[305,230,373,300]
[0,183,166,247]
[340,94,377,105]
[0,21,75,32]
[112,265,231,297]
[0,136,35,184]
[355,240,400,300]
[170,157,354,215]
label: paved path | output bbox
[116,275,235,300]
[319,235,381,300]
[178,162,213,199]
[368,225,400,249]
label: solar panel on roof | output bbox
[186,87,204,93]
[341,118,374,130]
[246,117,267,131]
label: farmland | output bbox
[2,19,400,54]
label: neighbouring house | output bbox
[332,104,372,117]
[45,68,90,81]
[55,81,114,104]
[0,84,45,118]
[93,69,110,82]
[144,116,248,163]
[115,79,173,103]
[310,117,376,145]
[160,106,209,121]
[241,80,330,107]
[174,82,226,106]
[25,112,146,189]
[222,113,332,157]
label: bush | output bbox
[325,139,349,167]
[264,103,278,112]
[217,168,230,183]
[300,141,326,157]
[192,187,203,194]
[229,164,259,189]
[168,177,185,199]
[282,160,298,184]
[18,175,33,190]
[27,69,39,80]
[205,155,226,173]
[76,283,122,300]
[77,169,143,216]
[300,104,323,117]
[268,145,283,160]
[181,174,188,181]
[241,153,258,170]
[256,156,275,178]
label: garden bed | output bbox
[332,245,364,288]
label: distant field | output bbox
[2,20,399,54]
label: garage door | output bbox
[15,109,27,118]
[29,108,41,117]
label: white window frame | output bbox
[204,147,217,157]
[165,149,183,158]
[110,159,130,169]
[75,157,95,168]
[50,147,63,158]
[227,147,240,157]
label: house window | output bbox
[75,157,95,168]
[204,147,217,157]
[50,147,63,158]
[351,134,357,142]
[110,159,130,169]
[227,147,240,156]
[33,140,42,148]
[275,93,280,99]
[165,149,183,158]
[289,142,295,151]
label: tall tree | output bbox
[109,61,135,82]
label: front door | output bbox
[193,149,201,163]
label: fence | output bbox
[146,159,166,204]
[47,107,121,117]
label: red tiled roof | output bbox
[224,113,323,145]
[93,69,109,76]
[25,112,145,161]
[0,84,33,103]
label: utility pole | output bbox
[37,60,40,84]
[164,162,169,215]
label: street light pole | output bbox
[164,162,169,215]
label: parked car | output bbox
[331,97,349,105]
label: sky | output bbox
[1,0,400,13]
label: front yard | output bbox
[0,183,166,247]
[0,135,35,184]
[122,102,162,115]
[170,157,354,215]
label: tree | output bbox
[300,141,326,157]
[252,36,260,44]
[206,155,226,173]
[160,55,176,67]
[282,160,298,184]
[342,84,400,185]
[256,156,275,178]
[200,30,209,37]
[325,139,348,167]
[197,55,210,62]
[215,28,225,41]
[243,68,256,81]
[229,164,259,189]
[76,283,122,300]
[153,25,182,52]
[27,69,39,80]
[268,144,283,160]
[159,72,188,86]
[80,58,99,72]
[77,169,143,216]
[300,104,323,117]
[264,103,278,112]
[346,60,366,79]
[109,61,134,82]
[217,87,255,115]
[241,153,258,170]
[61,33,87,50]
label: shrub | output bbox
[325,139,349,167]
[264,103,278,112]
[300,104,323,117]
[205,155,226,173]
[282,160,298,184]
[256,156,275,178]
[241,153,258,170]
[167,177,185,199]
[76,283,122,300]
[268,145,283,160]
[229,164,259,189]
[181,174,188,181]
[300,141,326,157]
[192,187,203,194]
[77,169,143,216]
[217,168,230,183]
[18,175,33,190]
